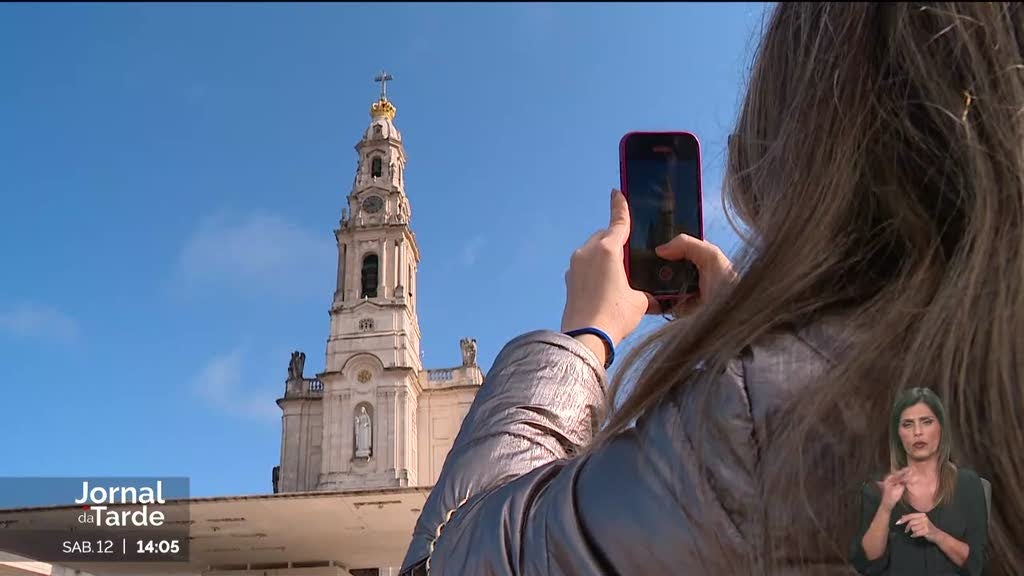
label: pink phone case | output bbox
[618,131,705,307]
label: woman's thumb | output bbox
[654,234,706,264]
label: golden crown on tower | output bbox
[370,97,396,120]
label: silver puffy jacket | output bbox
[400,322,850,575]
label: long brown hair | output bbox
[890,387,957,506]
[593,3,1022,573]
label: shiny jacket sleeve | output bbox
[399,330,760,575]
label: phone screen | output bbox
[621,133,702,297]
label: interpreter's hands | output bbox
[877,468,910,511]
[654,232,736,314]
[561,189,657,346]
[897,512,941,542]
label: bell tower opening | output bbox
[371,157,382,178]
[361,254,379,298]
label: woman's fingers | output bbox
[885,467,910,485]
[654,234,736,306]
[654,233,726,268]
[896,512,925,526]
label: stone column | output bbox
[376,389,389,474]
[379,235,387,298]
[408,388,418,485]
[279,400,305,493]
[395,238,404,295]
[321,392,333,476]
[397,387,408,481]
[335,242,347,302]
[387,390,397,475]
[340,390,352,473]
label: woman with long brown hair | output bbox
[851,388,989,574]
[400,3,1021,574]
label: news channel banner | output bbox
[0,477,189,563]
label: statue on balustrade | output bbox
[460,338,477,367]
[288,351,306,381]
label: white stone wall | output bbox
[415,366,484,485]
[278,396,323,493]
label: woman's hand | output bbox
[561,190,655,349]
[897,512,941,542]
[561,190,739,353]
[654,233,737,313]
[877,468,909,511]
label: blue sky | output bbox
[0,3,767,497]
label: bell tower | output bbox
[317,72,423,490]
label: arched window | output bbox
[361,254,379,298]
[371,157,382,178]
[373,125,383,137]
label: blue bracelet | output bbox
[564,327,615,369]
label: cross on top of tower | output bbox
[374,70,393,100]
[369,70,397,120]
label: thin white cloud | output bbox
[0,302,79,341]
[177,212,334,296]
[461,235,485,267]
[192,347,279,421]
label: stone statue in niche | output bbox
[355,406,372,459]
[287,351,305,381]
[460,338,477,367]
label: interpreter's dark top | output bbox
[849,468,989,576]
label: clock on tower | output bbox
[362,195,384,214]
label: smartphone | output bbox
[619,131,704,310]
